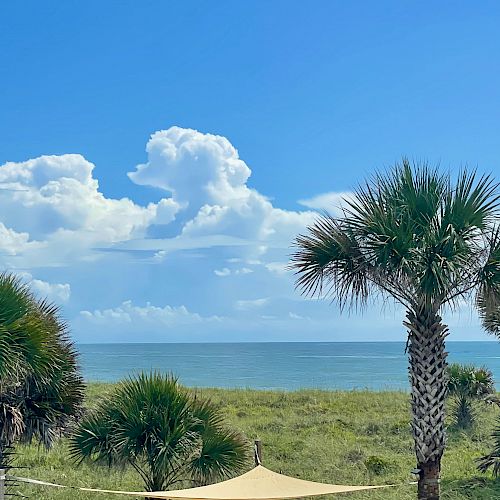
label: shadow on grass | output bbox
[442,476,500,498]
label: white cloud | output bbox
[0,154,180,266]
[235,297,270,310]
[3,127,419,342]
[152,250,168,262]
[127,127,316,254]
[80,300,213,324]
[214,267,231,277]
[289,312,307,320]
[31,279,71,303]
[265,261,289,275]
[152,198,180,225]
[80,300,222,325]
[128,127,251,211]
[237,267,253,275]
[19,272,71,303]
[0,222,39,256]
[214,267,253,277]
[298,191,354,215]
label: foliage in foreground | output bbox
[477,422,500,477]
[447,363,495,429]
[15,385,500,500]
[69,373,249,493]
[0,272,84,469]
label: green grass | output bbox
[13,384,500,499]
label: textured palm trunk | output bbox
[404,307,448,500]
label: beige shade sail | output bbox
[77,465,396,499]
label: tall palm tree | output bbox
[0,273,84,467]
[291,161,500,500]
[70,372,249,497]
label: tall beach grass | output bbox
[15,384,500,499]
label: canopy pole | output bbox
[254,440,262,466]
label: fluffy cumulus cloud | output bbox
[76,300,225,341]
[4,125,412,342]
[0,223,37,256]
[19,272,71,303]
[128,127,316,250]
[0,127,320,273]
[31,279,71,303]
[129,127,251,210]
[0,128,318,272]
[80,300,222,325]
[0,154,179,266]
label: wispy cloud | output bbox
[235,297,270,310]
[298,191,354,215]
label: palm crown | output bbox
[70,372,249,493]
[292,160,500,313]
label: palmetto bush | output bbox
[447,363,494,429]
[70,372,249,494]
[0,272,84,468]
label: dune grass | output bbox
[13,384,500,499]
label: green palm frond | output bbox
[478,423,500,476]
[448,363,495,398]
[0,272,84,455]
[70,372,249,493]
[291,160,500,312]
[191,425,249,485]
[476,227,500,336]
[291,216,371,309]
[447,363,495,429]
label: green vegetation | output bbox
[477,420,500,477]
[70,373,248,493]
[0,272,84,469]
[447,364,495,429]
[14,384,500,499]
[291,162,500,499]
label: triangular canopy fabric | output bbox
[79,465,394,499]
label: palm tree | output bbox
[70,372,249,496]
[291,161,500,500]
[447,363,494,429]
[0,273,84,467]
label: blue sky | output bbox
[0,1,499,342]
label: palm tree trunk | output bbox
[404,307,449,500]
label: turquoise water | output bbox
[78,342,500,390]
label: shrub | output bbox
[70,372,249,493]
[447,364,494,429]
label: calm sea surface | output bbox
[78,342,500,391]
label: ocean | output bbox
[78,341,500,391]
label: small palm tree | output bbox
[447,364,494,429]
[0,273,84,468]
[291,161,500,500]
[70,372,249,495]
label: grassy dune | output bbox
[15,384,500,499]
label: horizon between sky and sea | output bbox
[78,341,500,391]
